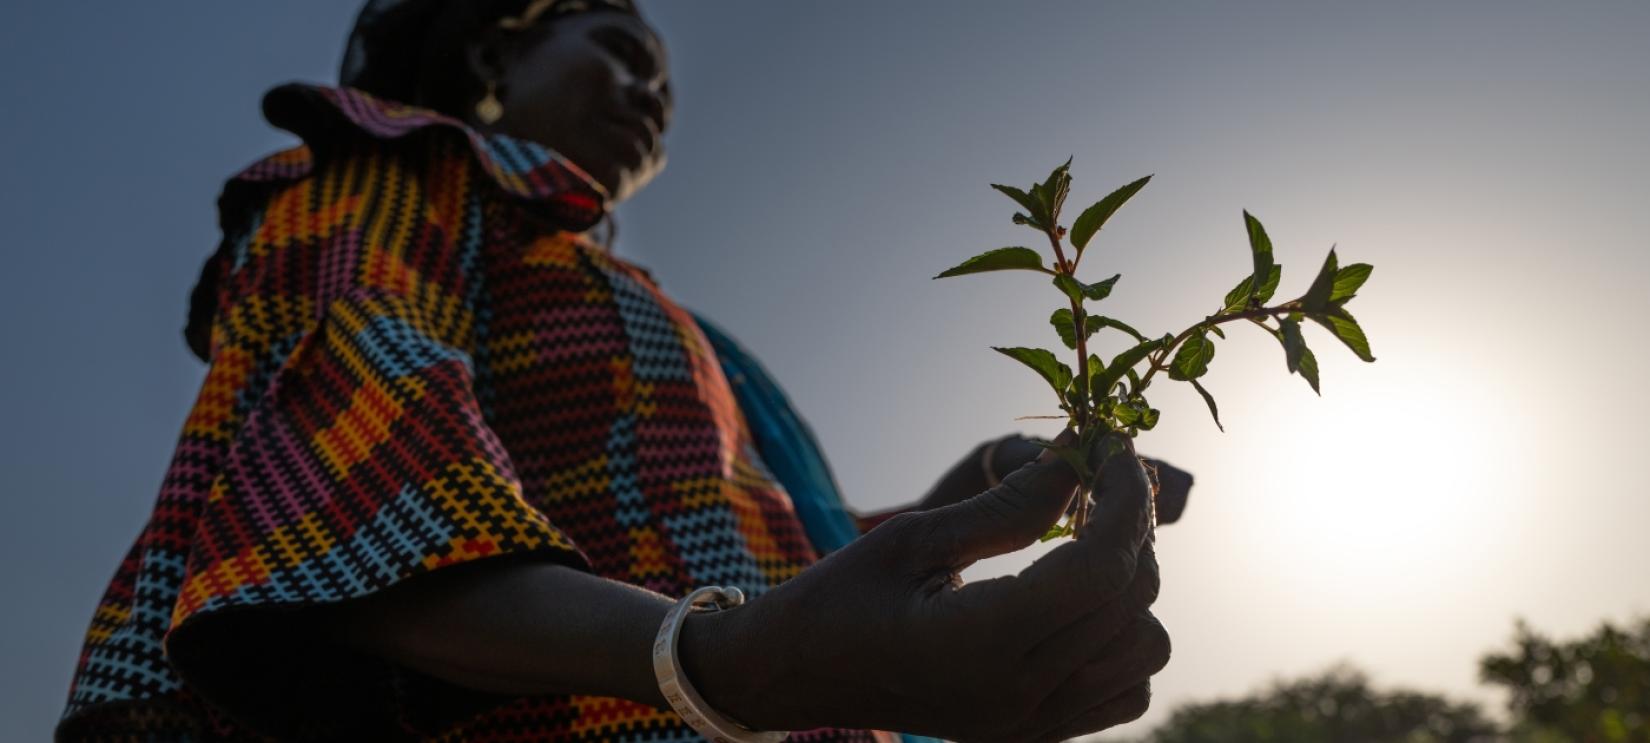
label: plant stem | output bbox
[1137,304,1299,390]
[1047,227,1097,529]
[1046,228,1072,274]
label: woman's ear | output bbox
[464,27,512,102]
[462,27,511,124]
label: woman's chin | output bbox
[606,154,666,204]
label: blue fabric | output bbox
[691,312,861,554]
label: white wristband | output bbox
[653,586,788,743]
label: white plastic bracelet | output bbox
[653,586,788,743]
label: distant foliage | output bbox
[1119,618,1650,742]
[1481,618,1650,742]
[1137,664,1497,743]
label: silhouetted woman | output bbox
[57,2,1182,740]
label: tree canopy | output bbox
[1126,617,1650,742]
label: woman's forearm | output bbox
[318,558,725,709]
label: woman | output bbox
[57,1,1182,740]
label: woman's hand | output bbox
[911,433,1195,525]
[682,431,1168,741]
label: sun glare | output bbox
[1255,350,1526,589]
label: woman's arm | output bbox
[318,432,1172,740]
[320,559,685,708]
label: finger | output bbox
[1027,611,1170,739]
[1034,680,1153,743]
[990,434,1046,480]
[1085,433,1154,546]
[1142,457,1193,525]
[1021,540,1159,675]
[916,429,1079,570]
[1001,436,1155,635]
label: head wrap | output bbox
[340,0,642,105]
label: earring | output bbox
[476,80,504,125]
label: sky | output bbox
[2,2,1648,740]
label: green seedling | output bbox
[933,159,1377,539]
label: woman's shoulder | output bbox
[187,83,613,362]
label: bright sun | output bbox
[1250,349,1524,588]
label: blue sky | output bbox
[4,2,1649,739]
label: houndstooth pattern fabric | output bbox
[57,83,888,742]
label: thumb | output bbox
[1081,432,1155,551]
[924,428,1081,569]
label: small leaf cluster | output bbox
[933,159,1377,537]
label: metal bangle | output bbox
[653,587,788,743]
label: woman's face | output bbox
[479,10,672,203]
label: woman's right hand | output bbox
[682,431,1167,742]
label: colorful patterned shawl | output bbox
[57,83,898,742]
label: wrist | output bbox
[676,603,788,732]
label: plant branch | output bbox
[1046,227,1071,274]
[1137,304,1300,390]
[1046,225,1099,529]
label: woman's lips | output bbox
[605,112,659,159]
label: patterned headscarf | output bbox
[340,0,643,104]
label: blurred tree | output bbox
[1480,617,1650,742]
[1138,663,1498,743]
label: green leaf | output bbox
[933,247,1051,279]
[1030,182,1051,224]
[1168,332,1216,381]
[992,346,1074,402]
[1277,319,1322,395]
[1051,309,1131,350]
[1223,264,1282,311]
[1297,344,1321,394]
[1052,273,1121,304]
[1330,263,1373,302]
[1244,211,1275,304]
[1040,520,1075,542]
[1111,398,1141,426]
[1070,175,1153,252]
[1209,325,1226,339]
[1093,315,1149,343]
[991,184,1039,215]
[1280,318,1307,374]
[1082,273,1121,301]
[1190,378,1224,432]
[1309,308,1376,362]
[1087,354,1114,399]
[1137,407,1161,431]
[1067,371,1089,412]
[1053,275,1084,305]
[1301,247,1340,311]
[1051,308,1079,349]
[1037,157,1074,222]
[1267,317,1320,394]
[1097,339,1162,399]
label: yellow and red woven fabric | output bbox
[57,84,889,742]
